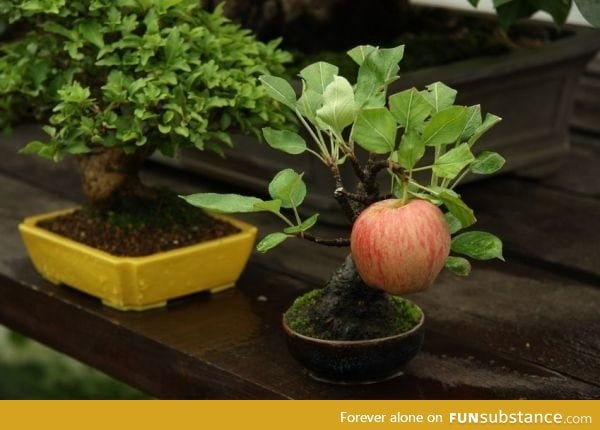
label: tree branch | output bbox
[329,162,358,222]
[298,233,350,247]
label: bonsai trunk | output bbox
[305,254,398,340]
[77,146,154,206]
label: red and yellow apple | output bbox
[350,199,450,295]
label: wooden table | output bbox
[0,126,599,399]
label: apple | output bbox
[350,198,450,295]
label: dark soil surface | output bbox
[37,189,240,257]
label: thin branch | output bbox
[298,233,350,247]
[329,163,358,222]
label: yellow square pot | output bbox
[18,208,257,311]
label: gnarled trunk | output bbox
[304,254,395,340]
[77,147,153,206]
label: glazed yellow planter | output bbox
[19,209,257,311]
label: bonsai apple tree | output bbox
[184,45,505,340]
[0,0,290,207]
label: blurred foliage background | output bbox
[0,327,149,399]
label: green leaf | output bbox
[471,151,506,174]
[354,45,404,107]
[445,256,472,276]
[433,143,475,179]
[395,131,425,169]
[298,61,338,94]
[316,76,358,133]
[259,75,296,109]
[268,169,307,209]
[421,82,457,113]
[439,191,476,229]
[79,21,104,48]
[182,193,265,213]
[297,89,323,121]
[460,105,482,141]
[422,106,469,147]
[444,212,463,234]
[575,0,600,27]
[283,214,319,234]
[351,107,397,154]
[262,128,307,155]
[347,45,376,66]
[452,231,504,261]
[253,199,282,214]
[494,0,537,29]
[468,113,502,147]
[389,88,432,131]
[257,232,290,253]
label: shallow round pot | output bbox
[282,304,425,385]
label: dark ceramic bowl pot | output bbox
[282,305,425,385]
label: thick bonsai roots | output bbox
[286,255,420,340]
[77,147,155,206]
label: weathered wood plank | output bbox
[515,142,600,199]
[459,176,600,280]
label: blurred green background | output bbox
[0,326,149,399]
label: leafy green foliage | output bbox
[182,44,505,268]
[0,1,291,160]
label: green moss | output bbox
[285,289,422,340]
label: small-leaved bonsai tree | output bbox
[0,0,290,209]
[183,44,505,341]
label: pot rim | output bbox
[282,300,425,346]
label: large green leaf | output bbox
[268,169,307,209]
[316,76,358,133]
[259,75,296,109]
[433,143,475,179]
[389,88,432,131]
[452,231,504,261]
[352,107,397,154]
[182,193,265,213]
[395,131,425,169]
[262,128,307,155]
[421,81,457,113]
[439,191,476,229]
[422,106,469,146]
[298,62,338,94]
